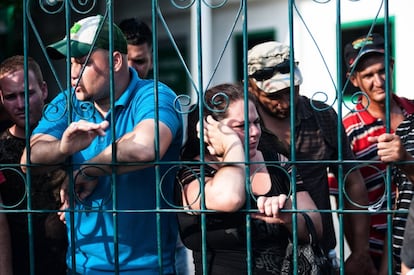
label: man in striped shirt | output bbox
[369,118,414,275]
[332,33,414,274]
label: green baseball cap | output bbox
[47,14,127,59]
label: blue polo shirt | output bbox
[33,69,183,274]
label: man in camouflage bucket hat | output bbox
[248,41,376,274]
[248,41,302,95]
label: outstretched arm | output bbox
[79,118,174,176]
[21,120,109,174]
[67,119,176,200]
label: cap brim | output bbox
[256,67,303,94]
[349,48,385,70]
[46,39,93,59]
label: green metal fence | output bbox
[0,0,403,274]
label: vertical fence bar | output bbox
[151,0,165,273]
[335,1,346,274]
[241,1,254,273]
[382,1,394,274]
[105,2,121,273]
[288,0,299,274]
[22,1,35,274]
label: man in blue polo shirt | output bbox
[21,14,183,274]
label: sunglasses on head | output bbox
[249,60,291,81]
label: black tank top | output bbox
[175,152,305,274]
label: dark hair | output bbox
[0,55,44,87]
[181,83,256,160]
[118,18,152,48]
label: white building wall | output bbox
[206,0,414,104]
[115,0,413,100]
[293,0,414,112]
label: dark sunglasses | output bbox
[249,60,291,81]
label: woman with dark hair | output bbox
[175,83,322,274]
